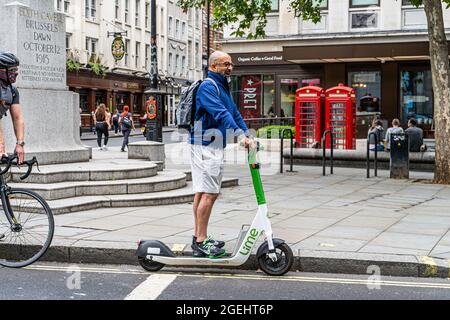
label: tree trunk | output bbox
[423,0,450,184]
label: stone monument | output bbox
[0,0,90,164]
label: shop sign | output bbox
[125,83,140,90]
[232,52,288,66]
[112,36,125,61]
[240,75,261,119]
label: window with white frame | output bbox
[85,0,96,20]
[85,37,98,61]
[66,33,72,54]
[182,56,186,75]
[135,41,141,69]
[169,52,173,74]
[57,0,70,13]
[145,2,150,29]
[125,39,130,66]
[169,16,173,35]
[135,0,140,26]
[188,40,192,67]
[350,11,378,29]
[160,47,164,72]
[350,0,379,7]
[175,54,179,74]
[270,0,279,12]
[182,21,186,37]
[125,0,130,24]
[115,0,120,19]
[195,42,200,67]
[145,44,150,70]
[176,19,180,38]
[195,9,200,28]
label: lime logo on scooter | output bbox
[239,228,259,255]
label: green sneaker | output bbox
[194,240,226,259]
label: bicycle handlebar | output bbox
[0,153,39,180]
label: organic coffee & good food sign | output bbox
[232,52,288,66]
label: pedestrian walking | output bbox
[112,108,121,135]
[190,50,253,258]
[385,118,404,151]
[119,105,134,152]
[93,103,111,150]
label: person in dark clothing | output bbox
[405,118,424,152]
[368,119,384,151]
[112,108,121,135]
[93,103,110,150]
[119,105,134,152]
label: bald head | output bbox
[209,51,229,66]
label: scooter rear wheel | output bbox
[257,243,294,276]
[138,257,165,272]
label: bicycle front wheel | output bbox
[0,189,54,268]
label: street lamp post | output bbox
[204,0,211,78]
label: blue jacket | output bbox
[190,71,249,148]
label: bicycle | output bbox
[0,153,54,268]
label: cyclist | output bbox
[0,52,25,241]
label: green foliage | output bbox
[87,56,109,77]
[66,52,81,72]
[257,125,296,139]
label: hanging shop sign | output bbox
[112,36,125,61]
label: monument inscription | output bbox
[16,6,66,89]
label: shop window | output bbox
[400,69,433,129]
[348,70,381,114]
[280,78,298,118]
[262,75,275,118]
[79,90,89,112]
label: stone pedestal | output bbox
[0,0,90,164]
[128,141,165,167]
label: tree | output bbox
[178,0,450,183]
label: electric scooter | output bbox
[136,142,294,276]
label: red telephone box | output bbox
[325,84,356,150]
[295,86,325,148]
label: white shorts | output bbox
[191,144,224,194]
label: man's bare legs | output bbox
[194,192,219,243]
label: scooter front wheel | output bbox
[138,257,165,272]
[257,243,294,276]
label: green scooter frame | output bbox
[136,143,294,276]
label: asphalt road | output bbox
[1,263,450,301]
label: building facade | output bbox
[57,0,203,128]
[222,0,450,139]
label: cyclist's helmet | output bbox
[0,52,20,70]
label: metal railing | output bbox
[367,132,379,178]
[322,130,334,176]
[280,128,296,174]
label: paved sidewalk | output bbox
[38,143,450,278]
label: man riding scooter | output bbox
[190,50,253,258]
